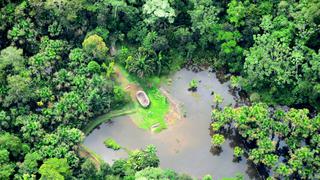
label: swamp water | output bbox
[84,69,260,179]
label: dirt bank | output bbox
[159,87,184,125]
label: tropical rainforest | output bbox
[0,0,320,179]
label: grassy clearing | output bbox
[115,65,169,132]
[132,87,169,132]
[83,64,170,135]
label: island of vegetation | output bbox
[0,0,320,179]
[104,138,121,150]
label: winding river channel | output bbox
[84,69,260,179]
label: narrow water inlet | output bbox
[84,69,260,179]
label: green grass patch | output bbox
[115,65,170,132]
[104,138,121,150]
[132,87,169,132]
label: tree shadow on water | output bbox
[210,146,223,156]
[246,160,265,180]
[232,156,242,163]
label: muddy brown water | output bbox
[84,69,260,179]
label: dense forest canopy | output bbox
[212,104,320,179]
[0,0,320,179]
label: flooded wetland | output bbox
[84,69,260,179]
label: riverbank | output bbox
[159,87,184,125]
[79,104,136,168]
[82,103,136,135]
[78,144,104,169]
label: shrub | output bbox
[188,79,198,91]
[233,146,244,158]
[211,134,225,147]
[87,61,101,73]
[104,138,121,150]
[82,34,108,63]
[213,93,223,104]
[203,174,213,180]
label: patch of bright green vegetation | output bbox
[188,79,198,91]
[116,65,170,132]
[233,146,244,158]
[133,87,169,132]
[213,93,223,105]
[211,134,225,147]
[104,138,121,150]
[221,173,244,180]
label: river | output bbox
[84,68,260,179]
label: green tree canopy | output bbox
[82,34,109,63]
[143,0,176,25]
[39,158,71,180]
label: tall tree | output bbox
[39,158,71,180]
